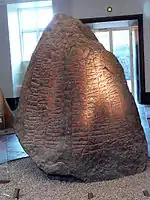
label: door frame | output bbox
[80,14,146,104]
[93,27,135,96]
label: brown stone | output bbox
[0,88,14,129]
[14,13,148,182]
[142,189,150,197]
[88,192,94,199]
[13,188,20,199]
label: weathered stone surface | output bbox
[14,13,148,182]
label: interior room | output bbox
[1,0,150,199]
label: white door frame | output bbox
[92,27,136,97]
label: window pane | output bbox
[22,32,37,61]
[37,31,43,41]
[37,8,53,29]
[39,31,43,37]
[94,31,110,51]
[112,30,130,81]
[20,9,37,30]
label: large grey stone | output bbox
[14,13,148,182]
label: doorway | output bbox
[85,20,138,100]
[81,15,145,104]
[80,16,150,157]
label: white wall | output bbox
[0,0,52,97]
[52,0,71,15]
[71,0,150,93]
[7,1,52,97]
[0,5,13,98]
[1,0,150,97]
[0,0,48,5]
[7,4,23,98]
[0,0,71,97]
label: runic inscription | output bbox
[14,13,148,182]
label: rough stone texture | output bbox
[14,13,148,182]
[0,88,14,129]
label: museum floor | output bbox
[0,157,150,200]
[0,103,150,199]
[0,102,150,165]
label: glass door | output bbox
[132,26,139,102]
[92,28,136,98]
[112,29,132,93]
[93,30,110,51]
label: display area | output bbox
[14,13,147,182]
